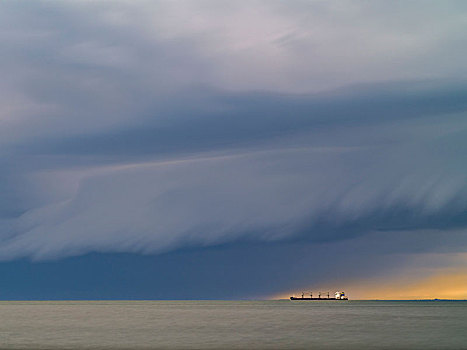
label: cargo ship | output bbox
[290,291,348,300]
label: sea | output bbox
[0,300,466,349]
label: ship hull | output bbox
[290,297,348,300]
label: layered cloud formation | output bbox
[1,1,467,296]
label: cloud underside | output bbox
[3,86,467,261]
[0,1,467,296]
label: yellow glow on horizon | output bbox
[347,271,467,300]
[273,254,467,300]
[274,272,467,300]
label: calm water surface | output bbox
[0,300,466,349]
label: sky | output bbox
[1,0,467,299]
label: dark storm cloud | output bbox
[0,0,467,299]
[2,100,467,261]
[22,81,467,157]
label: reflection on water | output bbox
[0,300,466,349]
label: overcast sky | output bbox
[1,0,467,299]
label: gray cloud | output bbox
[2,97,467,260]
[0,0,467,275]
[2,1,467,146]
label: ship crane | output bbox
[290,290,348,301]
